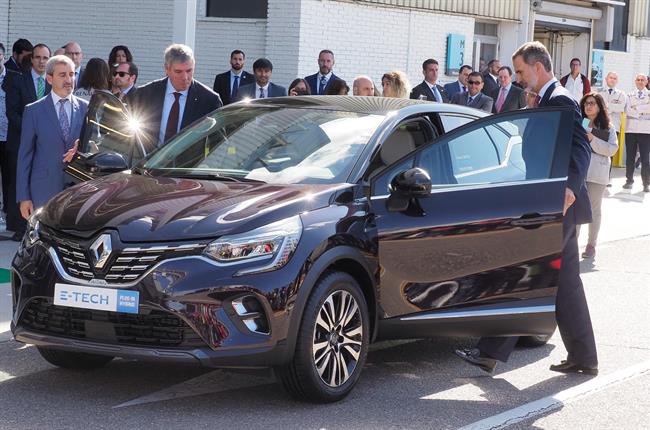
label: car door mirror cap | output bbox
[86,152,129,174]
[390,168,432,198]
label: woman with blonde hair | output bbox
[381,71,411,98]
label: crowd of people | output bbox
[0,38,647,259]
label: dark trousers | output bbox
[624,132,650,186]
[4,149,26,234]
[0,141,8,211]
[478,217,598,367]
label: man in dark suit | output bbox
[455,41,598,376]
[5,43,51,239]
[213,50,254,105]
[410,58,450,103]
[304,49,341,95]
[482,59,500,96]
[236,58,287,100]
[17,55,87,219]
[112,62,138,101]
[444,65,473,100]
[450,72,493,112]
[4,39,32,73]
[491,66,526,113]
[63,41,84,87]
[127,44,222,150]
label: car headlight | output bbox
[203,215,302,276]
[26,214,41,247]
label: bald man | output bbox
[353,76,374,96]
[598,72,626,134]
[64,41,84,86]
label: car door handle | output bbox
[511,214,557,229]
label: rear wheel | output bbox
[276,271,369,403]
[37,347,114,369]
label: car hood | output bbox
[40,173,346,242]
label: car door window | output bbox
[439,114,476,133]
[417,110,565,186]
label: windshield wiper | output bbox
[173,172,266,183]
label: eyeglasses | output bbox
[584,101,597,106]
[467,80,482,85]
[112,71,131,77]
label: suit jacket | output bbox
[213,70,254,105]
[304,73,341,95]
[409,81,450,103]
[75,66,85,88]
[16,94,88,207]
[236,82,287,100]
[539,81,591,225]
[443,81,465,100]
[450,91,493,113]
[126,77,222,149]
[5,70,52,152]
[559,73,591,97]
[4,57,22,73]
[482,72,499,96]
[491,85,526,113]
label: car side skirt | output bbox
[376,297,556,340]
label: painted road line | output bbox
[457,360,650,430]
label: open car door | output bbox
[65,92,147,183]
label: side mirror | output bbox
[85,152,129,174]
[390,168,432,197]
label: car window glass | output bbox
[80,93,137,163]
[417,111,562,186]
[440,114,475,132]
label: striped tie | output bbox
[36,76,45,99]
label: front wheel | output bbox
[276,271,369,403]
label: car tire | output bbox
[276,271,370,403]
[37,347,114,369]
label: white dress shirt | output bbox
[51,91,73,124]
[538,78,559,104]
[159,79,189,145]
[230,71,243,94]
[426,81,442,102]
[564,74,583,102]
[255,83,270,99]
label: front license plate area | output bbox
[54,283,139,314]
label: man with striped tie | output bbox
[4,43,51,239]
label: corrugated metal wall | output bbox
[349,0,521,21]
[628,0,649,36]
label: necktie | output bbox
[58,99,70,142]
[319,76,327,95]
[639,91,643,99]
[467,96,474,106]
[36,76,45,99]
[164,92,181,142]
[462,86,466,93]
[534,95,541,108]
[432,86,442,103]
[609,88,613,95]
[259,87,265,99]
[231,75,239,100]
[496,87,507,113]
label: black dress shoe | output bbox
[622,181,633,190]
[454,348,497,374]
[644,185,650,193]
[550,360,598,376]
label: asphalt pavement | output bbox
[0,167,648,429]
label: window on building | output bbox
[206,0,268,19]
[473,22,499,73]
[593,3,628,52]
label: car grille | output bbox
[19,299,206,349]
[40,227,204,284]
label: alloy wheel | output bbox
[312,290,363,388]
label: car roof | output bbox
[226,95,490,117]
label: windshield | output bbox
[143,106,385,184]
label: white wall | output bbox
[5,0,175,84]
[296,0,475,92]
[601,36,650,94]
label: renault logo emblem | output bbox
[90,233,112,270]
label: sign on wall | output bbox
[591,50,605,88]
[446,34,466,75]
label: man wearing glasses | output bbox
[112,62,138,100]
[450,71,493,113]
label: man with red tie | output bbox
[491,66,526,114]
[127,44,222,150]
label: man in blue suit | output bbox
[236,58,287,100]
[17,55,87,220]
[455,41,598,376]
[304,50,341,95]
[444,64,473,99]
